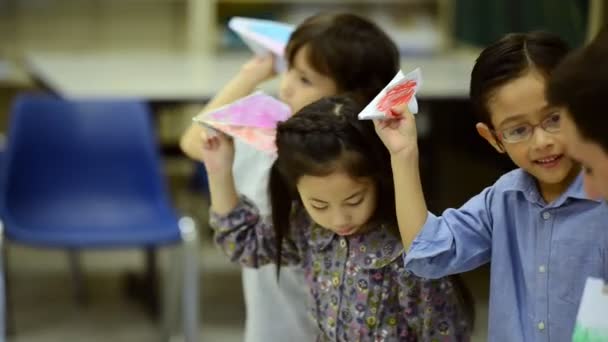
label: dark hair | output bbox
[285,13,400,106]
[269,96,396,268]
[470,31,570,126]
[547,26,608,151]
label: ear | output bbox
[476,122,505,153]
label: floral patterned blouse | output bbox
[210,197,471,341]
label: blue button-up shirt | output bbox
[404,169,608,342]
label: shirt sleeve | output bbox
[209,196,304,268]
[403,186,495,278]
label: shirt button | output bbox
[542,212,551,220]
[539,265,546,273]
[538,321,545,331]
[339,239,347,248]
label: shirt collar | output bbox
[565,171,602,202]
[503,169,601,206]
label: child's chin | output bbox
[529,164,574,185]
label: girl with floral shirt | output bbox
[204,96,473,341]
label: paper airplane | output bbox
[193,91,292,154]
[358,68,422,120]
[228,17,295,72]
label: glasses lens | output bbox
[502,125,531,143]
[543,113,562,132]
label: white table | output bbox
[0,59,32,87]
[26,50,483,216]
[25,50,475,101]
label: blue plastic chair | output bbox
[0,94,199,341]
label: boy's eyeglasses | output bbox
[492,112,562,144]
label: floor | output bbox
[6,242,490,342]
[6,237,246,342]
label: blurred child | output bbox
[179,13,400,341]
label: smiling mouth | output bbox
[533,154,563,168]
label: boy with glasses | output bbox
[374,31,608,341]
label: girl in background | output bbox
[179,13,401,341]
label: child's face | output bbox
[296,171,377,236]
[477,71,576,192]
[561,112,608,200]
[279,44,339,113]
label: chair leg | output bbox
[179,217,199,342]
[144,248,160,319]
[68,249,87,306]
[123,249,160,321]
[161,246,182,342]
[2,240,15,338]
[0,222,6,341]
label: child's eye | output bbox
[299,76,312,85]
[345,197,364,207]
[544,112,562,127]
[549,113,561,122]
[311,203,328,210]
[511,126,529,135]
[505,125,531,138]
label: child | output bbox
[548,27,608,200]
[205,96,472,341]
[179,13,401,342]
[375,32,608,341]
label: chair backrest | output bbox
[0,93,175,226]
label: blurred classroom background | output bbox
[0,0,605,341]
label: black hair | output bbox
[269,96,396,268]
[547,26,608,151]
[470,31,570,126]
[285,12,400,106]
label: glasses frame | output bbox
[491,112,562,144]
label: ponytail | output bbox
[268,161,296,280]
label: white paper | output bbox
[191,91,291,154]
[197,121,220,138]
[572,277,608,341]
[228,17,295,73]
[358,68,422,120]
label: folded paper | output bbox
[358,68,422,120]
[193,91,291,154]
[228,17,295,72]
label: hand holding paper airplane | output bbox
[193,91,292,154]
[358,68,422,120]
[364,68,422,157]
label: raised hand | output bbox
[373,104,419,159]
[199,128,235,176]
[237,55,277,86]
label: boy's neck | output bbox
[537,165,581,204]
